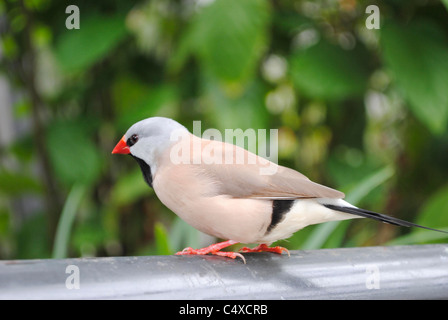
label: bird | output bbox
[112,117,447,263]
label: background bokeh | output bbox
[0,0,448,260]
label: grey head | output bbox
[123,117,189,187]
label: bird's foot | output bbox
[239,243,290,257]
[176,240,246,263]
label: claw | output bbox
[179,247,194,254]
[214,251,246,264]
[239,244,290,257]
[175,240,245,263]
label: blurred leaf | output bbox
[154,222,172,255]
[112,76,178,131]
[72,217,108,255]
[46,120,102,186]
[443,0,448,11]
[13,99,31,118]
[55,13,127,72]
[301,165,394,250]
[327,150,388,209]
[320,220,351,249]
[169,216,201,252]
[273,11,312,33]
[344,165,394,205]
[416,184,448,229]
[386,228,448,246]
[167,22,196,74]
[381,21,448,134]
[52,183,86,259]
[190,0,270,83]
[9,135,34,162]
[0,207,10,236]
[109,168,152,207]
[1,33,18,58]
[0,170,42,195]
[16,212,50,259]
[290,40,370,100]
[203,76,269,130]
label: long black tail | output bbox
[323,204,448,234]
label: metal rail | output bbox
[1,244,447,299]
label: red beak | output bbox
[112,136,130,154]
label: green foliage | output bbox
[109,168,152,207]
[290,40,370,100]
[0,170,42,195]
[112,77,178,131]
[416,185,448,230]
[387,185,448,245]
[381,20,448,135]
[443,0,448,11]
[300,165,395,250]
[55,13,128,72]
[186,0,270,84]
[46,120,102,186]
[154,222,172,256]
[1,0,447,260]
[52,183,86,258]
[15,212,50,259]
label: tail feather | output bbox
[323,204,448,234]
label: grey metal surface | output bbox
[1,244,447,299]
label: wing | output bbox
[190,137,345,200]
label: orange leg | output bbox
[239,243,290,256]
[176,240,246,263]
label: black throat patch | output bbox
[266,200,294,233]
[131,155,153,188]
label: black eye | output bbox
[127,134,139,147]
